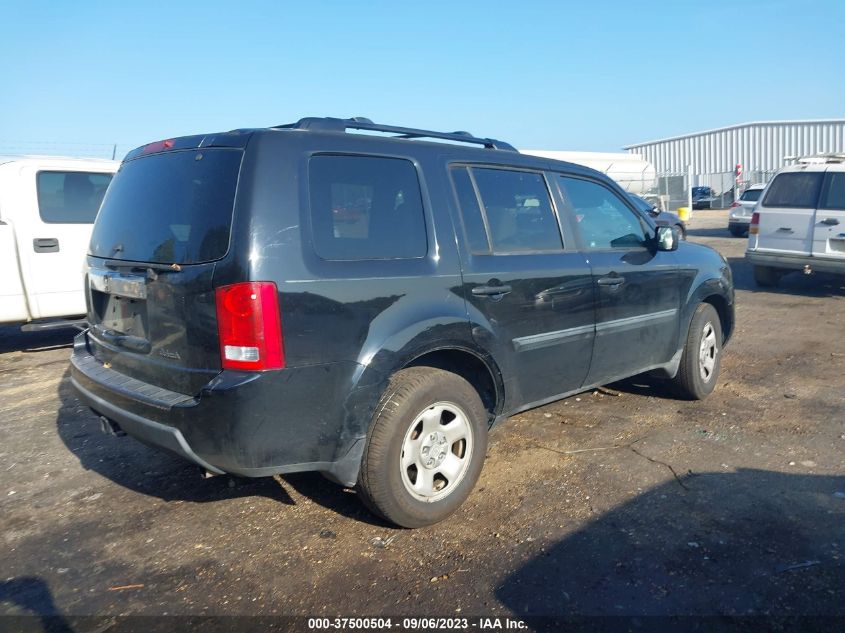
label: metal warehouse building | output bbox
[624,119,845,176]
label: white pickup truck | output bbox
[0,156,118,329]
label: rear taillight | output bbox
[215,282,284,371]
[730,201,740,208]
[749,212,760,235]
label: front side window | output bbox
[470,168,562,253]
[762,172,823,208]
[820,173,845,210]
[559,176,649,250]
[309,155,427,260]
[37,171,112,223]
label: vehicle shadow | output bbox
[0,325,76,354]
[54,366,387,525]
[0,576,74,631]
[496,469,845,620]
[685,227,735,239]
[727,256,845,297]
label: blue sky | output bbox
[1,0,843,156]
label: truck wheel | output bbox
[357,367,488,528]
[676,224,687,240]
[729,226,746,237]
[673,303,722,400]
[753,265,780,287]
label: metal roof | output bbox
[624,119,845,149]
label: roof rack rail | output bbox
[273,117,517,151]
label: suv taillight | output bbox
[215,282,284,371]
[730,201,740,208]
[749,212,760,235]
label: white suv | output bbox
[746,155,845,286]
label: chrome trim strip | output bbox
[89,270,147,299]
[512,308,678,351]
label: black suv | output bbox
[71,117,734,527]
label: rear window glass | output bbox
[309,155,427,260]
[820,173,845,209]
[739,188,763,202]
[36,171,112,223]
[89,149,242,264]
[762,172,823,209]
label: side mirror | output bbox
[656,225,680,251]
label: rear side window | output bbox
[36,171,112,223]
[820,173,845,209]
[89,149,241,264]
[739,188,763,202]
[762,172,823,208]
[309,155,427,260]
[470,168,562,253]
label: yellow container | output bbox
[677,207,691,222]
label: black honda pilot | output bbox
[71,117,734,527]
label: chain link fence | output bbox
[621,168,779,213]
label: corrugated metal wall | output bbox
[624,120,845,174]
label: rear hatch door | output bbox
[755,170,823,255]
[812,168,845,260]
[85,139,247,395]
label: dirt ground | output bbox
[1,209,844,626]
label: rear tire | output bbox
[729,226,747,237]
[672,303,722,400]
[357,367,488,528]
[753,265,780,287]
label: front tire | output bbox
[357,367,488,528]
[672,303,722,400]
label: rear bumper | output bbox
[70,375,225,475]
[69,332,368,486]
[745,250,845,275]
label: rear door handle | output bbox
[776,227,794,233]
[821,218,840,226]
[597,275,625,287]
[471,284,512,297]
[33,238,59,253]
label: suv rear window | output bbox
[36,171,112,223]
[309,155,427,260]
[89,149,242,264]
[739,188,763,202]
[762,172,823,209]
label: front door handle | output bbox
[472,284,512,297]
[597,275,625,287]
[33,238,59,253]
[821,218,840,226]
